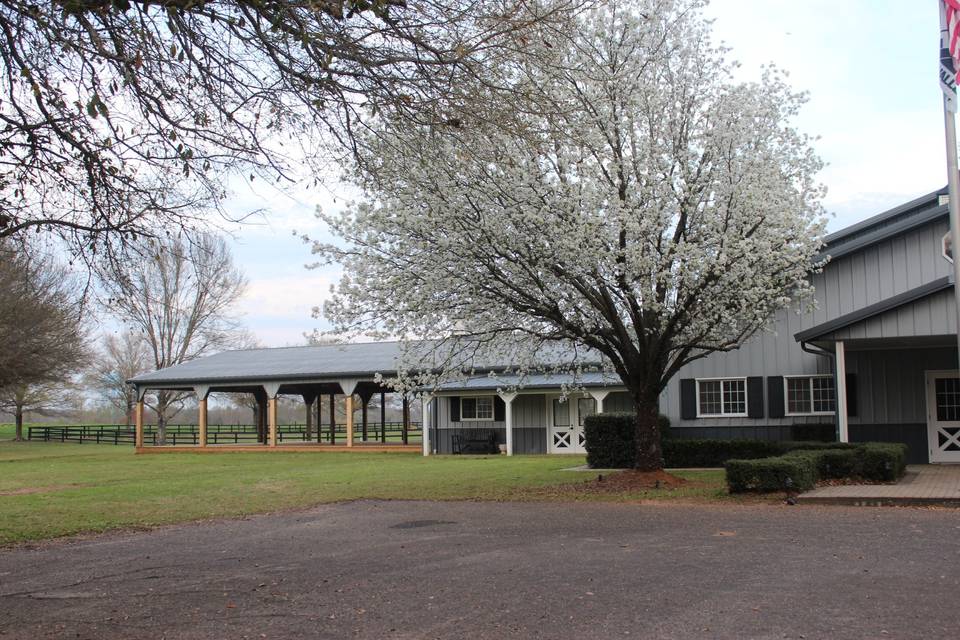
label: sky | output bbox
[217,1,945,348]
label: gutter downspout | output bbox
[800,341,842,443]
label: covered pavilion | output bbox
[128,342,425,453]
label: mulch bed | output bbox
[815,477,896,487]
[520,469,690,500]
[586,469,688,491]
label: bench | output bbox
[453,430,499,455]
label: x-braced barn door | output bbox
[926,370,960,463]
[547,395,597,454]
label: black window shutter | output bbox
[494,396,506,422]
[747,377,764,418]
[767,376,785,418]
[845,373,858,417]
[449,396,460,422]
[679,379,696,419]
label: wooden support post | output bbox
[198,397,208,448]
[380,391,387,444]
[345,395,354,447]
[255,392,267,444]
[329,393,336,444]
[361,395,369,442]
[268,397,278,447]
[402,395,410,445]
[260,400,268,444]
[589,390,610,415]
[135,399,145,448]
[254,396,261,443]
[316,393,323,442]
[304,395,314,442]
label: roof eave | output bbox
[127,362,607,388]
[818,203,949,263]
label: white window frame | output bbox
[695,377,748,418]
[784,375,836,417]
[551,397,570,427]
[459,396,494,422]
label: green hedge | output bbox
[583,416,909,486]
[663,439,784,467]
[726,455,818,493]
[583,412,671,469]
[859,443,908,481]
[662,439,859,468]
[725,443,908,493]
[796,448,860,478]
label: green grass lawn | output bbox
[0,439,731,545]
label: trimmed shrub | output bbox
[859,443,908,482]
[808,448,860,479]
[781,449,857,480]
[663,439,860,468]
[583,413,635,468]
[726,443,909,493]
[663,439,788,468]
[784,441,858,451]
[583,412,671,468]
[725,456,818,493]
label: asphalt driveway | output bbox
[1,500,957,639]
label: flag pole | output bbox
[943,100,960,365]
[941,1,960,363]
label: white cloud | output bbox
[238,271,335,319]
[707,0,945,230]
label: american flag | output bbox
[942,0,960,112]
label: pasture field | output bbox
[0,436,729,544]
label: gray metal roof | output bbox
[129,339,605,388]
[819,187,948,261]
[129,341,408,386]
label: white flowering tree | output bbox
[317,0,826,470]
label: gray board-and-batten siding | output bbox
[431,392,635,454]
[655,191,957,464]
[661,213,955,429]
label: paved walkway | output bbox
[799,464,960,505]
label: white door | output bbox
[547,395,596,454]
[925,370,960,463]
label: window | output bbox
[785,376,835,415]
[461,396,494,421]
[577,398,597,426]
[696,378,747,416]
[552,399,570,426]
[935,377,960,421]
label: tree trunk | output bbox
[14,409,23,441]
[305,398,314,441]
[156,406,167,446]
[633,395,663,471]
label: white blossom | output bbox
[315,0,826,438]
